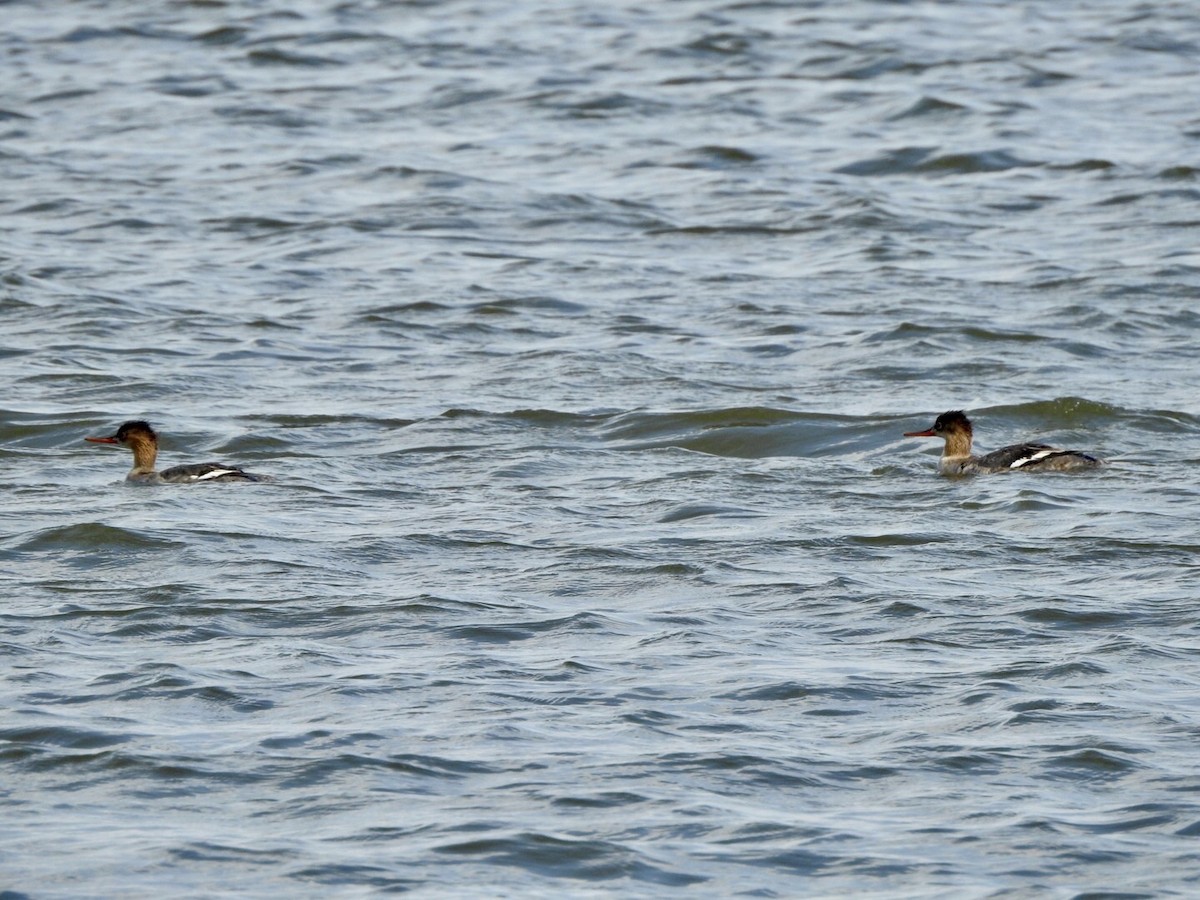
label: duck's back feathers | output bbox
[159,462,271,483]
[974,442,1103,473]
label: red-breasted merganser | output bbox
[904,410,1104,475]
[86,420,270,483]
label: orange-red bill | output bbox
[85,435,120,444]
[903,428,936,437]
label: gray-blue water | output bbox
[4,1,1200,895]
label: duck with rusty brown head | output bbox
[904,410,1104,475]
[86,420,271,484]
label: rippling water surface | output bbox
[4,1,1200,895]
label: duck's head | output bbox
[86,420,159,448]
[904,410,972,440]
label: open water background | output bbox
[3,1,1200,896]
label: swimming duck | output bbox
[904,410,1103,475]
[86,420,270,483]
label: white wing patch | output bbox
[1010,449,1059,469]
[194,468,239,481]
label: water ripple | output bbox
[3,0,1200,896]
